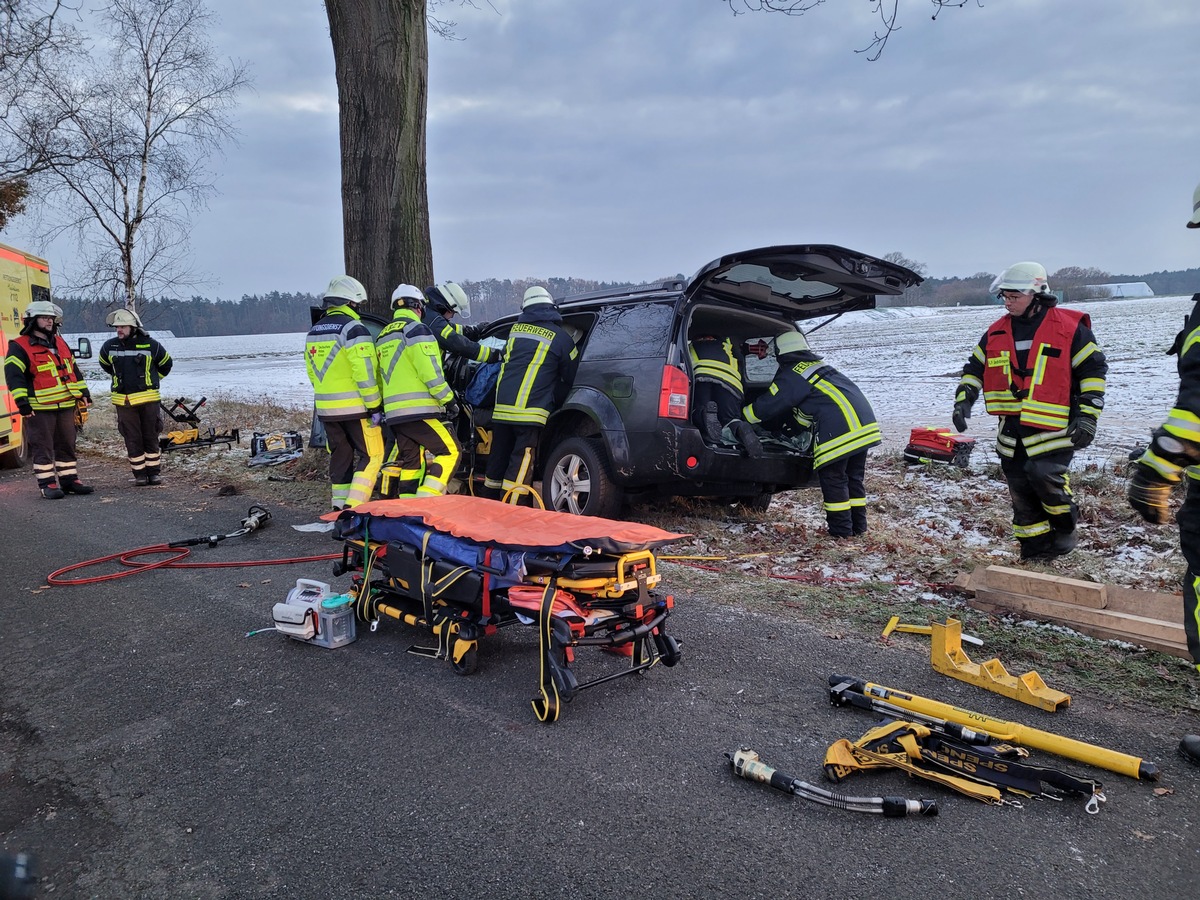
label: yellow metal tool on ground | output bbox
[828,674,1159,781]
[882,615,983,647]
[931,618,1070,712]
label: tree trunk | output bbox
[325,0,432,319]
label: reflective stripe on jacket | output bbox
[493,306,578,426]
[1141,294,1200,483]
[421,308,491,363]
[980,308,1087,430]
[98,333,173,406]
[376,308,454,423]
[689,336,743,395]
[305,305,381,421]
[4,334,84,410]
[742,351,880,469]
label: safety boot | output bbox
[1046,529,1077,557]
[133,473,150,486]
[1180,734,1200,767]
[729,420,763,458]
[147,473,162,485]
[701,402,724,444]
[61,478,94,495]
[40,483,65,500]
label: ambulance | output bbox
[0,242,90,467]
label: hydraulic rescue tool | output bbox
[726,748,938,818]
[881,615,983,646]
[829,675,1159,781]
[929,618,1070,711]
[168,505,271,548]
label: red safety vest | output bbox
[12,334,83,410]
[980,308,1086,431]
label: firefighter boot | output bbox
[40,482,65,500]
[61,477,94,495]
[729,420,763,459]
[1047,529,1077,558]
[133,473,150,487]
[701,402,724,444]
[1180,734,1200,767]
[147,467,162,485]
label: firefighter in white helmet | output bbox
[3,300,94,498]
[421,281,501,365]
[98,307,173,485]
[304,275,384,511]
[952,261,1108,560]
[374,284,462,497]
[1127,181,1200,766]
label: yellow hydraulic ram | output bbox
[828,675,1160,782]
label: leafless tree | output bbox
[723,0,980,61]
[16,0,248,309]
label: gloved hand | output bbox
[15,398,33,417]
[462,324,486,341]
[486,346,503,364]
[367,407,383,428]
[444,401,461,421]
[79,387,92,404]
[951,400,972,433]
[1127,464,1174,525]
[1071,415,1097,449]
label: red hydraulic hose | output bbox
[47,546,341,586]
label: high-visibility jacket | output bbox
[421,307,493,364]
[376,307,455,423]
[305,304,381,421]
[689,336,743,396]
[4,333,86,411]
[742,350,880,469]
[493,305,578,426]
[98,332,173,406]
[1139,294,1200,484]
[956,304,1107,457]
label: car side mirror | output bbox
[74,337,92,359]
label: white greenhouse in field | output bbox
[1085,282,1155,298]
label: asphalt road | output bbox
[1,455,1198,899]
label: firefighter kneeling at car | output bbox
[98,307,173,485]
[952,262,1108,561]
[375,284,462,497]
[742,330,880,538]
[3,300,94,498]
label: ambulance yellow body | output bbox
[0,242,54,467]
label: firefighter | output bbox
[482,286,578,502]
[952,262,1108,560]
[305,276,384,511]
[1127,182,1200,766]
[421,281,501,365]
[742,330,880,537]
[98,307,173,485]
[3,300,94,498]
[689,333,762,457]
[375,284,462,497]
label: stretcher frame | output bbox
[330,497,685,723]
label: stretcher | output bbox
[329,495,688,722]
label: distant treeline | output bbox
[53,268,1200,338]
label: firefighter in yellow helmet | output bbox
[305,276,384,510]
[3,300,94,498]
[98,307,173,485]
[375,284,462,496]
[1127,181,1200,766]
[952,262,1108,560]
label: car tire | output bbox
[0,434,28,470]
[543,436,623,518]
[742,491,773,512]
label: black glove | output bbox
[15,398,33,417]
[486,346,503,364]
[1071,414,1097,449]
[951,400,972,433]
[462,324,486,341]
[444,401,461,421]
[79,387,92,403]
[1127,464,1173,525]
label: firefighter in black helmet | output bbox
[1127,180,1200,767]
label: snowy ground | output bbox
[72,293,1195,461]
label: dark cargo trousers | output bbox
[1181,477,1200,669]
[1000,445,1076,558]
[817,449,869,538]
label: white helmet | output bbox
[323,275,368,307]
[1188,180,1200,229]
[996,261,1050,295]
[425,281,471,318]
[106,307,144,329]
[775,331,810,355]
[23,300,58,321]
[390,283,425,308]
[521,286,554,310]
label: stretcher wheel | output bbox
[654,633,681,667]
[451,644,479,676]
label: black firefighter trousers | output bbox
[1000,444,1077,557]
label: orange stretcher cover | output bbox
[323,494,689,553]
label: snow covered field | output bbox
[73,294,1196,458]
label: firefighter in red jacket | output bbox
[952,262,1108,560]
[3,300,95,498]
[1127,183,1200,766]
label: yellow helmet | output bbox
[105,307,144,328]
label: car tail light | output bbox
[658,365,690,420]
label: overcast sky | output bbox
[9,0,1200,299]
